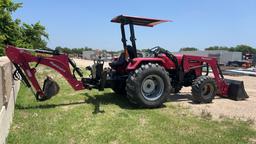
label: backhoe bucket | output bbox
[42,76,60,100]
[225,79,248,100]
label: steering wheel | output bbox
[149,46,163,57]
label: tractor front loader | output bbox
[5,15,248,108]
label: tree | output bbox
[55,46,92,55]
[232,45,256,54]
[0,0,22,55]
[205,45,256,54]
[205,46,230,51]
[180,47,198,51]
[18,22,48,49]
[0,0,48,56]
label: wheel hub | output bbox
[202,83,214,98]
[141,75,164,101]
[142,79,155,93]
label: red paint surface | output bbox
[5,45,84,97]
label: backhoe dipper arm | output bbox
[5,45,85,98]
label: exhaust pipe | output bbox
[225,79,249,100]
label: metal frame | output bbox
[120,22,137,57]
[5,45,85,99]
[112,15,170,58]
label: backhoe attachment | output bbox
[5,45,109,101]
[5,45,85,101]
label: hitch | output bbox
[85,58,107,91]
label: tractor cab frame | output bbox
[111,15,170,58]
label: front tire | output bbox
[126,63,171,108]
[191,76,217,103]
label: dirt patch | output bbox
[169,75,256,121]
[249,138,256,144]
[139,116,147,127]
[73,58,109,68]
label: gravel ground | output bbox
[74,58,109,68]
[169,75,256,121]
[74,58,256,121]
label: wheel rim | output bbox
[141,75,164,101]
[201,83,214,99]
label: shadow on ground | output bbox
[85,92,201,113]
[167,93,193,102]
[15,101,87,110]
[84,92,135,113]
[14,92,133,112]
[15,92,201,112]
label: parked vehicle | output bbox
[5,15,248,108]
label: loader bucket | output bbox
[225,79,248,101]
[42,76,60,99]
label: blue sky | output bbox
[13,0,256,51]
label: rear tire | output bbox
[126,63,171,108]
[191,76,217,103]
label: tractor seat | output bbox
[126,45,137,59]
[109,45,137,69]
[109,53,127,68]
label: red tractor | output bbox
[5,15,248,108]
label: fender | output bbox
[126,54,176,71]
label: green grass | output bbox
[7,66,256,144]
